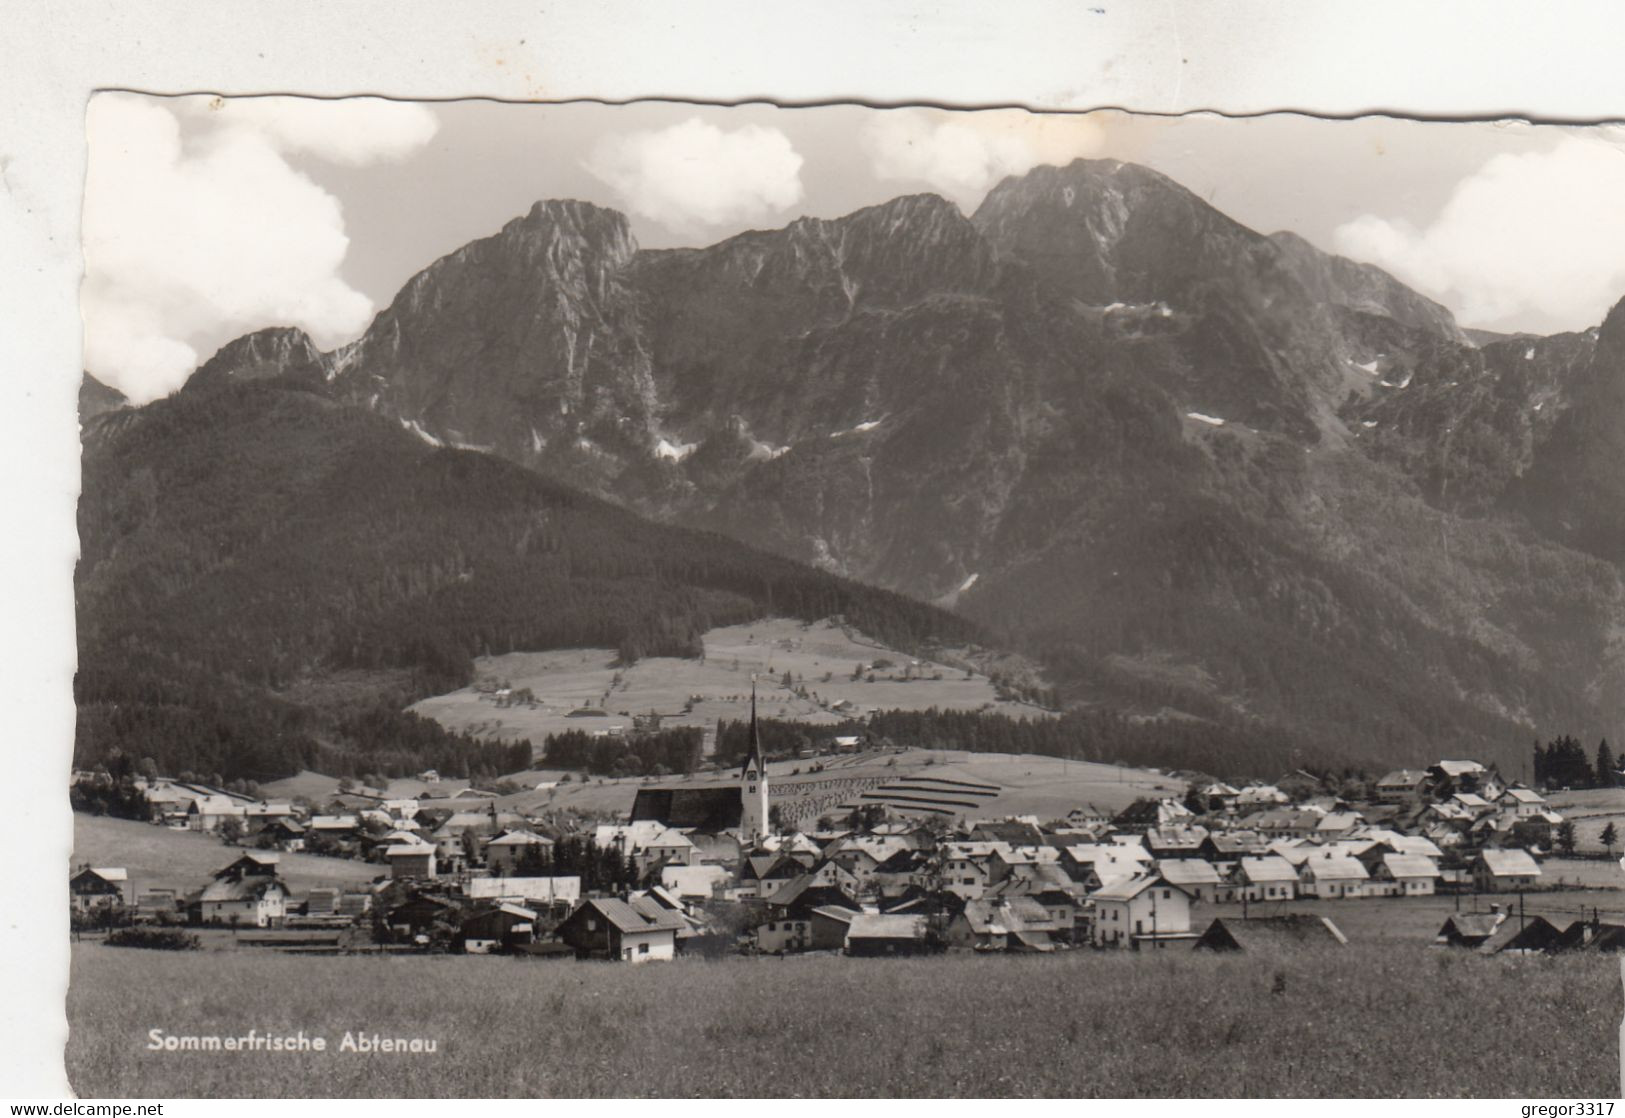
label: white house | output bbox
[1297,853,1369,899]
[1232,855,1299,902]
[199,877,287,927]
[1473,849,1542,893]
[1091,874,1194,949]
[1370,853,1440,896]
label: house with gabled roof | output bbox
[69,866,128,913]
[1369,853,1440,896]
[1477,915,1562,956]
[1090,873,1195,949]
[1142,825,1209,859]
[457,901,538,954]
[1435,910,1507,949]
[483,829,555,875]
[385,843,437,879]
[555,895,686,962]
[1194,914,1348,952]
[199,876,287,927]
[1156,858,1222,903]
[1297,852,1369,899]
[1375,770,1428,804]
[947,897,1061,952]
[844,913,932,956]
[1473,848,1541,892]
[186,794,247,833]
[1231,855,1299,902]
[1553,918,1625,954]
[1496,784,1548,818]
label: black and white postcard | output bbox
[60,93,1625,1098]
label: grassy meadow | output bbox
[72,814,379,896]
[68,942,1619,1098]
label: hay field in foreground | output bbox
[67,943,1618,1098]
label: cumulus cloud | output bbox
[584,117,804,237]
[1333,136,1625,333]
[82,94,438,403]
[860,109,1107,207]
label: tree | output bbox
[1556,819,1578,856]
[1601,822,1618,858]
[1596,739,1617,789]
[217,816,246,846]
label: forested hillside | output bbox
[75,376,982,781]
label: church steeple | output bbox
[739,680,769,842]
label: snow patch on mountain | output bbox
[1186,412,1226,427]
[833,416,886,437]
[400,418,443,447]
[654,436,697,462]
[958,572,979,593]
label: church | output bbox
[628,684,770,844]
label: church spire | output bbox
[741,679,766,778]
[739,678,769,842]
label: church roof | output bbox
[740,684,767,778]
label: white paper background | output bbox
[7,0,1625,1100]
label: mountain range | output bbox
[82,157,1625,778]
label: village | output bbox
[70,709,1625,964]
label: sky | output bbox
[82,94,1625,404]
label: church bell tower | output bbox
[740,682,769,843]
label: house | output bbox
[1374,770,1428,804]
[213,851,281,880]
[1369,853,1439,896]
[1473,849,1542,892]
[1313,812,1365,837]
[465,876,581,915]
[1435,910,1507,948]
[660,863,730,904]
[1232,855,1299,902]
[1553,919,1625,954]
[1142,826,1209,860]
[1426,759,1489,798]
[969,820,1046,847]
[199,876,287,927]
[1156,858,1223,903]
[844,913,933,956]
[808,905,859,951]
[1297,853,1369,899]
[1196,831,1266,865]
[1496,785,1548,818]
[385,893,458,939]
[555,896,686,962]
[1193,914,1348,952]
[595,821,695,870]
[941,842,1002,898]
[763,875,862,919]
[1250,810,1322,839]
[1090,874,1194,949]
[385,844,437,879]
[735,854,805,900]
[946,897,1061,952]
[1234,784,1289,808]
[457,902,537,954]
[483,830,555,875]
[1477,915,1562,956]
[258,817,307,852]
[186,794,247,833]
[69,867,128,913]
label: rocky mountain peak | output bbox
[189,327,329,391]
